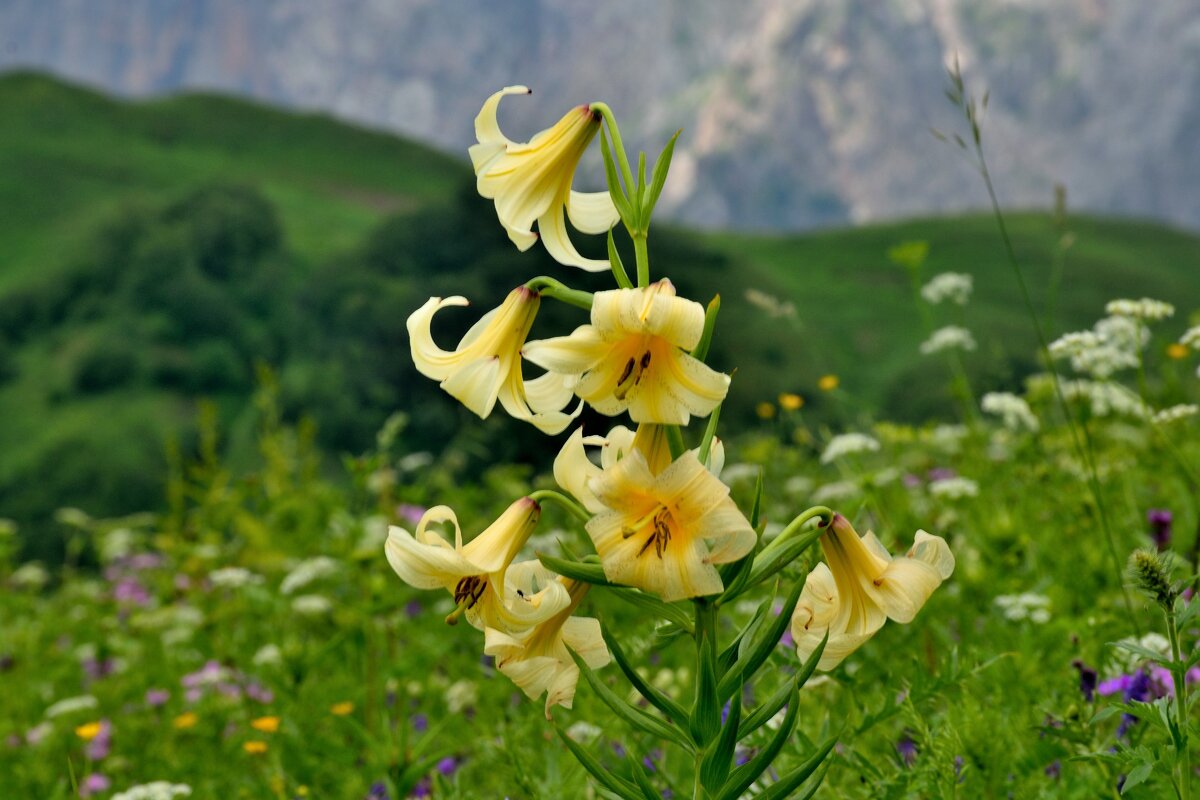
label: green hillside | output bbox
[1,71,1197,555]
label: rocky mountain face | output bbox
[2,0,1197,231]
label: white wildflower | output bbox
[744,288,797,319]
[928,424,969,451]
[10,562,49,589]
[1105,297,1174,321]
[1181,326,1200,349]
[920,272,973,305]
[1061,380,1148,418]
[444,679,478,714]
[1050,314,1148,378]
[99,528,136,563]
[994,593,1050,623]
[208,567,263,589]
[280,556,339,595]
[566,721,603,742]
[1153,404,1199,425]
[252,644,284,668]
[45,695,99,718]
[929,477,979,500]
[820,432,881,464]
[112,782,193,800]
[291,594,333,616]
[919,325,976,355]
[397,452,434,472]
[812,480,861,505]
[981,392,1039,432]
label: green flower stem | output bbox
[758,505,835,562]
[1167,607,1191,800]
[527,489,591,525]
[525,276,593,311]
[591,103,636,203]
[694,601,719,800]
[634,233,650,287]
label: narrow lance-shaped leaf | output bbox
[718,578,805,701]
[699,686,742,789]
[624,751,662,800]
[609,587,694,632]
[719,597,769,675]
[555,725,643,800]
[741,524,823,594]
[716,685,801,800]
[601,626,690,729]
[569,648,694,751]
[537,552,613,586]
[691,608,722,747]
[691,295,720,363]
[754,742,836,800]
[599,127,635,226]
[607,230,633,289]
[643,129,681,222]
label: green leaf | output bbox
[555,725,642,799]
[697,401,722,466]
[743,525,823,593]
[719,597,769,674]
[700,688,741,788]
[569,648,694,751]
[716,551,756,608]
[599,128,634,225]
[601,626,690,730]
[716,685,801,800]
[690,295,721,363]
[624,751,661,800]
[718,579,805,701]
[537,552,613,586]
[755,749,834,800]
[609,587,694,632]
[749,468,765,529]
[691,614,722,746]
[740,677,796,740]
[607,230,633,289]
[1120,760,1153,794]
[643,129,681,222]
[666,425,686,460]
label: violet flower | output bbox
[1148,509,1173,551]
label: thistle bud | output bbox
[1127,548,1178,610]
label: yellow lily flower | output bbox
[484,575,610,719]
[470,86,618,271]
[553,423,724,514]
[384,499,570,630]
[581,447,754,602]
[790,514,954,671]
[523,281,730,425]
[408,286,581,434]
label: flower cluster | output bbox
[919,325,977,355]
[981,392,1039,432]
[920,272,973,306]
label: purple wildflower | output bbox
[902,473,922,489]
[0,653,14,672]
[643,748,663,772]
[735,746,755,766]
[245,682,274,704]
[404,600,423,619]
[437,756,459,777]
[79,773,111,798]
[954,755,965,783]
[397,504,427,526]
[1148,509,1173,551]
[84,720,112,761]
[411,714,428,733]
[365,781,390,800]
[112,578,151,606]
[611,741,626,759]
[145,689,170,707]
[927,467,957,482]
[82,657,117,683]
[410,777,431,798]
[1072,660,1098,701]
[896,732,918,767]
[1045,760,1061,780]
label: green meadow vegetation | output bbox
[1,70,1200,799]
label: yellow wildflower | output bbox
[791,514,954,670]
[1167,343,1189,360]
[408,287,580,434]
[779,392,804,411]
[582,448,755,601]
[244,740,269,755]
[471,86,617,271]
[74,721,102,741]
[329,702,354,716]
[485,578,610,719]
[385,500,570,630]
[523,280,730,425]
[818,374,839,392]
[756,402,776,419]
[250,716,280,733]
[172,712,198,730]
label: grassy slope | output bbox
[1,71,1198,528]
[706,214,1200,410]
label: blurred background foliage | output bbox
[1,71,1197,562]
